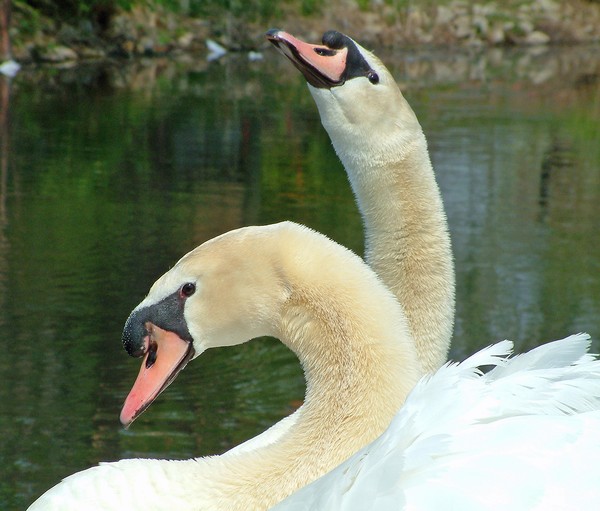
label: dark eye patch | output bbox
[319,30,379,85]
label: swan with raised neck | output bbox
[29,221,422,510]
[267,29,455,373]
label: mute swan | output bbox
[29,221,422,509]
[267,29,455,374]
[27,29,600,511]
[29,222,600,510]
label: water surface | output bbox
[1,44,599,508]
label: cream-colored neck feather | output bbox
[134,222,422,510]
[309,53,455,373]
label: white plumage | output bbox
[274,333,600,510]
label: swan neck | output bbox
[335,127,455,374]
[281,288,419,406]
[190,262,421,510]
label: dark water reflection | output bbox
[1,44,599,508]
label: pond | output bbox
[2,42,600,509]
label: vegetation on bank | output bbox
[5,0,600,64]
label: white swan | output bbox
[29,222,600,510]
[29,221,423,509]
[267,29,455,374]
[31,27,459,505]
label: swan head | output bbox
[267,29,420,162]
[119,223,292,426]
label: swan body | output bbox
[274,333,600,510]
[29,221,422,510]
[267,29,455,374]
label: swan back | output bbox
[273,333,600,510]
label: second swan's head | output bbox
[266,28,420,151]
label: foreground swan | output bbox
[29,222,600,510]
[30,222,421,509]
[267,29,455,373]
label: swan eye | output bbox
[180,283,196,298]
[367,71,379,84]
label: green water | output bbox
[1,44,599,509]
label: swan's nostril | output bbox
[146,340,158,368]
[313,47,336,57]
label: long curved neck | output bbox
[224,275,419,509]
[122,251,421,510]
[313,88,455,373]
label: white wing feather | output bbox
[274,333,600,510]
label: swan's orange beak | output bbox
[120,323,194,427]
[266,29,348,88]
